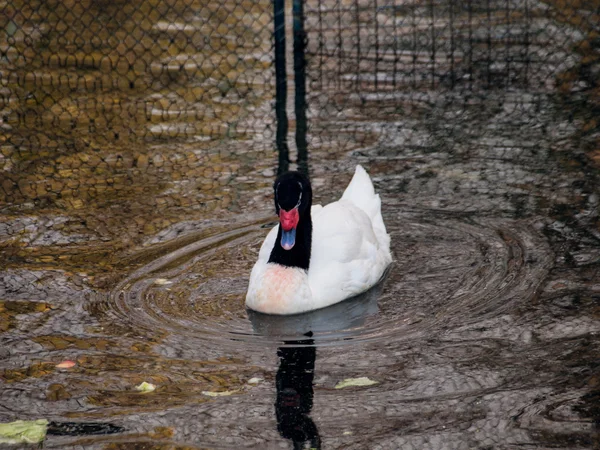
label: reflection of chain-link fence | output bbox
[1,0,274,207]
[2,0,599,203]
[303,0,600,154]
[1,2,600,448]
[0,0,599,268]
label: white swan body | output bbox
[246,165,392,315]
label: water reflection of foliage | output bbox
[2,352,268,415]
[0,300,52,332]
[542,0,600,169]
[1,0,276,276]
[84,354,257,412]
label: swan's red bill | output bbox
[279,208,299,231]
[279,208,299,250]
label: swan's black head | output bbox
[274,171,312,217]
[269,171,313,269]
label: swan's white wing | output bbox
[308,200,387,306]
[341,165,390,253]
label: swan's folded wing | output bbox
[341,165,389,247]
[308,201,383,304]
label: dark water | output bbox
[1,0,600,449]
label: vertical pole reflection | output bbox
[293,0,309,178]
[274,0,290,175]
[275,336,320,449]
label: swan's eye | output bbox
[294,191,302,208]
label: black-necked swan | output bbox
[246,165,392,315]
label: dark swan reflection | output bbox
[247,281,385,449]
[276,335,320,450]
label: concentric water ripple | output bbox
[102,212,553,350]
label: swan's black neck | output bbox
[268,211,312,270]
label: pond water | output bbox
[1,0,600,448]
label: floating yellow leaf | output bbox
[135,382,156,393]
[334,377,378,389]
[202,390,238,397]
[153,278,172,285]
[0,419,48,444]
[247,377,262,385]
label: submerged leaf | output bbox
[0,419,48,444]
[334,377,379,389]
[135,382,156,393]
[247,377,262,385]
[153,278,172,285]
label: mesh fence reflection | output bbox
[304,0,599,153]
[0,0,598,268]
[0,2,599,448]
[0,0,274,209]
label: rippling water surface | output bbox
[2,135,599,448]
[1,0,600,448]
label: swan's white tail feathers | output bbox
[342,165,388,239]
[342,165,374,202]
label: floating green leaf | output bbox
[334,377,378,389]
[0,419,48,444]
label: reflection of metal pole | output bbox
[293,0,308,177]
[274,0,289,175]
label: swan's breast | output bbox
[246,263,313,315]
